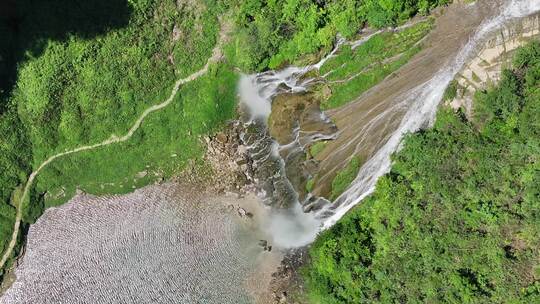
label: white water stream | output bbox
[321,0,540,229]
[239,0,540,243]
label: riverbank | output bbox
[0,1,239,277]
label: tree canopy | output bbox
[232,0,448,70]
[304,41,540,303]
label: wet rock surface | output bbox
[267,93,337,205]
[239,117,298,208]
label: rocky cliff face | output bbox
[449,13,540,115]
[260,2,540,213]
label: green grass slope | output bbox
[0,0,449,275]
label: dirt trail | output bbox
[0,23,229,271]
[311,0,507,197]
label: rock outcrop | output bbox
[448,13,540,116]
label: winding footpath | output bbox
[0,28,227,271]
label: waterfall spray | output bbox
[237,0,540,246]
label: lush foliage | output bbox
[330,157,362,201]
[31,65,237,211]
[0,0,131,110]
[15,0,220,166]
[0,0,236,269]
[304,42,540,303]
[232,0,447,70]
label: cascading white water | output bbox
[239,37,346,121]
[237,0,540,246]
[238,38,351,247]
[319,0,540,229]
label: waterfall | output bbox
[237,0,540,246]
[237,38,349,246]
[318,0,540,229]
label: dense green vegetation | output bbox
[330,157,362,201]
[304,42,540,303]
[0,0,234,270]
[16,0,221,166]
[0,0,449,279]
[0,0,131,111]
[318,19,433,109]
[232,0,448,70]
[30,64,237,212]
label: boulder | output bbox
[216,132,228,143]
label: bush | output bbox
[233,0,448,71]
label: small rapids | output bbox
[237,37,349,246]
[238,0,540,245]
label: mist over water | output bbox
[265,204,321,248]
[238,75,273,119]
